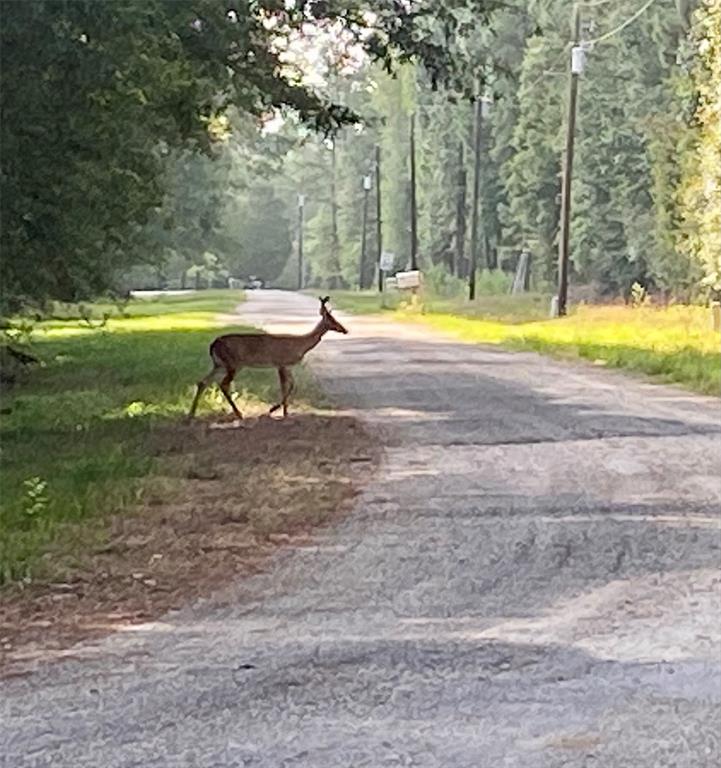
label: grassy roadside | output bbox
[328,291,720,395]
[327,290,551,322]
[0,290,317,585]
[1,413,376,669]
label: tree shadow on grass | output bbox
[0,410,378,673]
[0,325,329,585]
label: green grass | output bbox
[418,303,720,395]
[329,289,720,395]
[310,290,402,314]
[0,290,318,585]
[327,289,551,323]
[40,289,242,326]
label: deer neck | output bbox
[300,321,327,354]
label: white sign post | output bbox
[379,250,395,272]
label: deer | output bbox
[188,296,348,422]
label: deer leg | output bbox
[269,367,288,415]
[188,365,223,420]
[282,368,295,418]
[219,369,243,421]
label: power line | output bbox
[578,0,617,7]
[585,0,659,45]
[528,0,658,91]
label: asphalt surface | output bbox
[2,290,720,767]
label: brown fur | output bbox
[188,297,347,421]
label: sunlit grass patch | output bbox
[422,293,552,323]
[47,289,243,322]
[418,303,720,395]
[38,311,226,338]
[319,290,718,392]
[0,292,319,585]
[327,289,551,323]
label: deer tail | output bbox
[209,338,231,369]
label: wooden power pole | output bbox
[297,194,305,290]
[330,139,341,288]
[557,4,582,317]
[375,144,384,292]
[454,141,467,278]
[409,113,418,271]
[469,96,483,301]
[359,174,371,289]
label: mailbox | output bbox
[395,270,422,289]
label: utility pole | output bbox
[297,194,305,290]
[359,174,371,289]
[330,139,341,288]
[375,144,384,293]
[469,96,483,300]
[557,4,582,317]
[409,113,418,271]
[454,141,467,278]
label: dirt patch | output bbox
[0,413,378,676]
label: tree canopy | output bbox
[271,0,719,300]
[0,0,499,312]
[2,0,718,309]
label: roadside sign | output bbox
[379,251,395,272]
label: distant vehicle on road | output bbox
[243,276,265,290]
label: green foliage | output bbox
[0,290,319,584]
[675,0,721,297]
[302,0,715,302]
[424,264,467,297]
[474,268,514,295]
[21,477,49,522]
[3,0,716,309]
[503,23,564,280]
[1,1,504,313]
[371,65,417,270]
[219,183,293,283]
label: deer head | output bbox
[319,296,348,334]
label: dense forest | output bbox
[1,0,719,313]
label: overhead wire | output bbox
[584,0,659,46]
[523,0,659,91]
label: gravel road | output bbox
[2,290,720,767]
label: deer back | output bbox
[211,331,318,369]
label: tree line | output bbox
[1,0,718,315]
[1,0,500,313]
[279,0,720,300]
